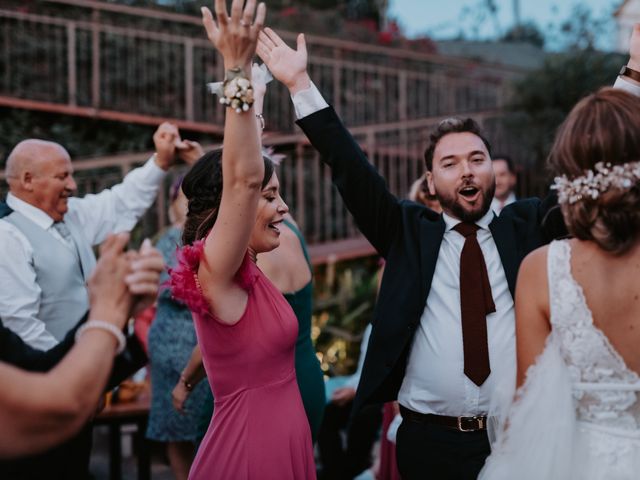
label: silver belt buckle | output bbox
[457,415,484,432]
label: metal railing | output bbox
[0,1,539,262]
[0,0,521,135]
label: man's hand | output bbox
[88,233,132,330]
[629,23,640,71]
[126,239,164,316]
[176,140,205,165]
[331,387,357,407]
[201,0,266,73]
[153,122,181,170]
[257,29,310,96]
[172,380,190,414]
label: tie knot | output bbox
[53,221,72,239]
[453,222,479,238]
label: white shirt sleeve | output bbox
[0,221,58,350]
[291,82,329,120]
[65,157,166,246]
[614,76,640,96]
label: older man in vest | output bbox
[0,124,182,350]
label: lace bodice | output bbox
[548,240,640,429]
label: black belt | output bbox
[400,406,487,432]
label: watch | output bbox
[619,65,640,82]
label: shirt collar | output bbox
[6,193,57,230]
[443,208,495,232]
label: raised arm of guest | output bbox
[171,60,272,413]
[257,28,404,258]
[68,122,180,246]
[189,1,269,327]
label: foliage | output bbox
[311,255,380,377]
[502,22,545,48]
[505,49,626,180]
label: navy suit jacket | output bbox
[297,107,566,415]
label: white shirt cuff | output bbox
[291,82,329,120]
[614,76,640,97]
[143,155,169,182]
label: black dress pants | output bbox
[396,416,491,480]
[317,400,383,480]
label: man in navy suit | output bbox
[258,26,640,479]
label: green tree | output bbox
[506,49,625,183]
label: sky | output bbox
[387,0,623,50]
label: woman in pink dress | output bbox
[167,1,315,478]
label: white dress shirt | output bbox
[0,157,166,350]
[491,191,516,216]
[397,210,515,416]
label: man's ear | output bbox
[21,171,35,192]
[426,171,436,197]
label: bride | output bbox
[479,34,640,480]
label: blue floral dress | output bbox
[146,227,213,442]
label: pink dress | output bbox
[168,241,316,479]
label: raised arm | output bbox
[197,0,266,321]
[257,28,401,256]
[66,122,178,246]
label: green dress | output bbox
[283,220,326,441]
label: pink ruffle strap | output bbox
[166,239,259,319]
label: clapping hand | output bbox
[153,122,181,170]
[88,233,133,330]
[257,28,310,95]
[176,140,205,165]
[201,0,266,73]
[126,239,164,315]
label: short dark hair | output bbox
[423,117,492,171]
[492,154,515,173]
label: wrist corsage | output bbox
[208,67,254,113]
[207,64,272,114]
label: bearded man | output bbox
[255,25,640,479]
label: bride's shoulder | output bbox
[516,246,550,308]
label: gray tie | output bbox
[52,221,75,250]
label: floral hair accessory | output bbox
[261,146,286,166]
[552,161,640,204]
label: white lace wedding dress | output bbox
[479,240,640,480]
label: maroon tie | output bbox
[453,222,495,386]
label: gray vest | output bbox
[5,211,93,341]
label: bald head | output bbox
[6,140,70,182]
[5,139,77,221]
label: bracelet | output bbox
[256,113,265,130]
[180,374,194,392]
[75,320,126,355]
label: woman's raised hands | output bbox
[257,28,311,95]
[201,0,266,72]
